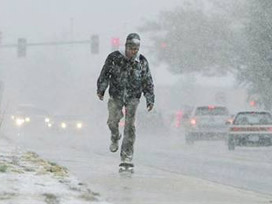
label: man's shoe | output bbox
[109,134,121,153]
[109,140,119,152]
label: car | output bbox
[173,106,194,129]
[185,105,231,144]
[227,111,272,150]
[48,114,90,134]
[8,104,51,132]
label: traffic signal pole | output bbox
[0,35,125,58]
[0,40,92,47]
[0,39,93,58]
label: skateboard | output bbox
[119,162,134,173]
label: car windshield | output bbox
[194,107,229,116]
[233,112,272,125]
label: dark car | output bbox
[228,111,272,150]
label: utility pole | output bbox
[17,38,27,58]
[91,35,99,54]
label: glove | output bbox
[147,104,153,112]
[97,93,104,101]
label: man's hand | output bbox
[147,104,153,112]
[97,93,104,101]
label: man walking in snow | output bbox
[97,33,155,164]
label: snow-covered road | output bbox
[4,128,272,204]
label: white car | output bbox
[228,111,272,150]
[185,105,231,144]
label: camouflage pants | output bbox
[107,97,140,162]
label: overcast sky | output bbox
[0,0,181,43]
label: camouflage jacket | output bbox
[97,51,154,106]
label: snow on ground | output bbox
[0,137,110,204]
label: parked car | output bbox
[228,111,272,150]
[185,105,231,144]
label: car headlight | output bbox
[25,117,30,122]
[61,122,67,129]
[45,118,50,123]
[16,118,25,126]
[11,115,15,120]
[47,123,52,127]
[76,123,83,129]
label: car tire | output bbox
[228,138,235,151]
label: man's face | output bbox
[125,44,139,59]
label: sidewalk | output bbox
[0,137,110,204]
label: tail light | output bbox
[226,118,233,124]
[175,110,183,128]
[230,127,242,131]
[190,118,196,125]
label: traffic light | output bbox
[17,38,27,58]
[111,37,120,51]
[91,35,99,54]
